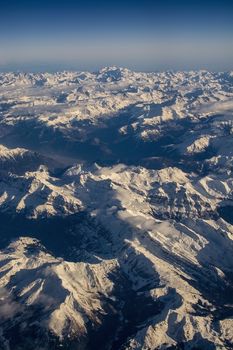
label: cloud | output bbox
[0,287,23,320]
[200,99,233,115]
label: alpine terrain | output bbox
[0,67,233,350]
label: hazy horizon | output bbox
[0,0,233,72]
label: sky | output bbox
[0,0,232,72]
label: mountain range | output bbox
[0,67,233,349]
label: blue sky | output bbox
[0,0,232,71]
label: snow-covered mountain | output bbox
[0,67,233,350]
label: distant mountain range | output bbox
[0,67,233,350]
